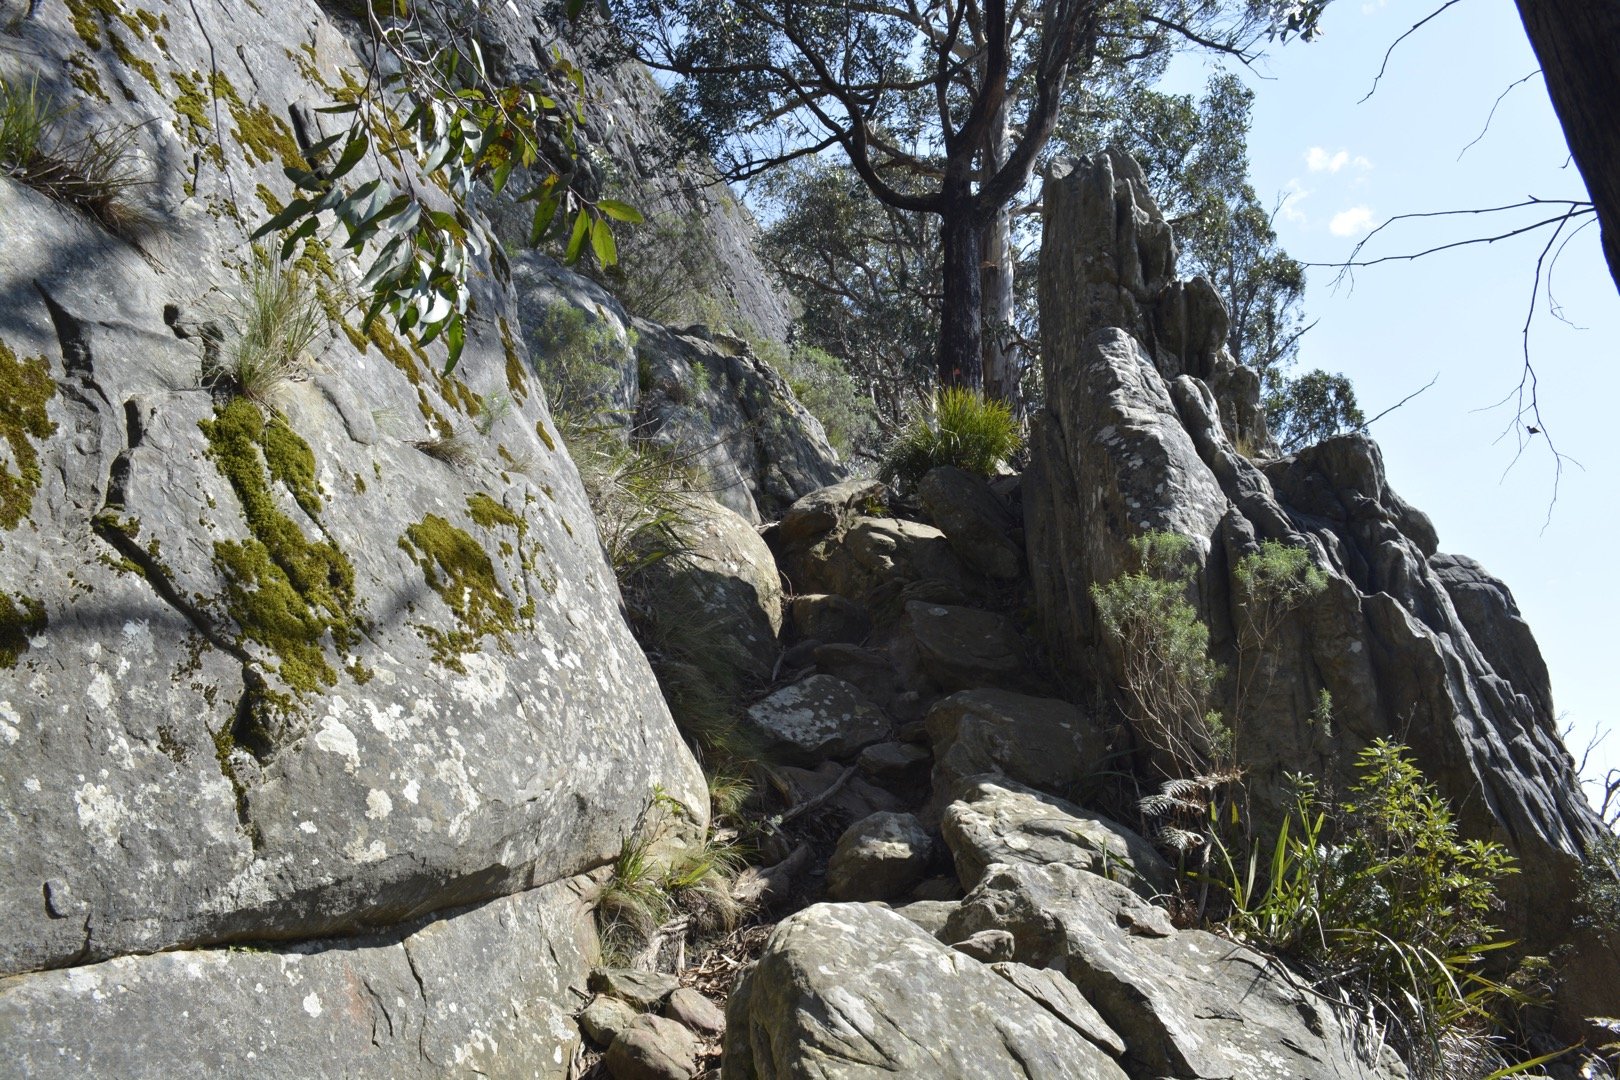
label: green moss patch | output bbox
[200,399,359,696]
[0,341,58,536]
[0,591,47,669]
[399,513,521,671]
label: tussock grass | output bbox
[1,76,152,237]
[882,385,1021,488]
[218,249,325,405]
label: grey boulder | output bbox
[721,903,1129,1079]
[825,811,934,902]
[742,675,889,764]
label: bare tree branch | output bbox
[1360,372,1439,430]
[1457,69,1540,161]
[1359,0,1467,105]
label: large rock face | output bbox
[1027,148,1615,1033]
[0,0,705,1064]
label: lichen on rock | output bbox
[0,340,58,539]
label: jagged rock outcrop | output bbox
[1026,148,1616,1034]
[0,0,707,1070]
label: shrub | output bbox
[751,339,880,462]
[1206,741,1529,1079]
[1577,829,1620,944]
[881,386,1021,488]
[527,304,632,421]
[1230,539,1327,721]
[218,248,325,405]
[1092,531,1227,770]
[0,75,149,237]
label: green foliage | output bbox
[1206,742,1526,1078]
[881,387,1021,489]
[218,248,326,405]
[0,74,149,236]
[604,208,733,329]
[1231,540,1328,721]
[594,794,745,965]
[1577,829,1620,944]
[255,1,640,371]
[755,340,880,461]
[1091,531,1226,770]
[1267,368,1366,452]
[526,304,630,420]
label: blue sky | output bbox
[1170,0,1620,809]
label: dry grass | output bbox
[0,75,152,237]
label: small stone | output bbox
[605,1013,699,1080]
[951,929,1016,963]
[825,812,933,902]
[662,986,726,1037]
[857,741,931,787]
[589,967,682,1011]
[580,994,639,1046]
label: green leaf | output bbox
[597,199,644,224]
[528,193,560,247]
[563,209,590,264]
[589,216,617,267]
[328,131,370,180]
[443,316,465,374]
[279,216,319,261]
[251,197,314,239]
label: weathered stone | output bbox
[638,495,783,685]
[892,899,959,938]
[902,602,1027,692]
[590,968,683,1011]
[0,4,706,986]
[856,740,932,790]
[990,962,1126,1059]
[918,466,1023,580]
[789,593,871,645]
[950,862,1405,1079]
[722,903,1129,1079]
[582,995,641,1047]
[633,324,844,522]
[825,812,933,902]
[663,986,727,1038]
[0,879,594,1079]
[742,675,889,764]
[1030,149,1618,1031]
[773,480,965,606]
[925,690,1106,807]
[941,777,1172,897]
[950,928,1015,962]
[812,643,898,707]
[605,1013,700,1080]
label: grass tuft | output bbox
[217,248,325,406]
[881,385,1021,489]
[1,75,152,237]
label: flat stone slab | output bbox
[743,675,889,764]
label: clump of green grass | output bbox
[881,385,1021,489]
[412,430,475,468]
[217,248,325,405]
[1,75,151,237]
[594,793,747,965]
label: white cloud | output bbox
[1278,180,1309,224]
[1305,147,1374,174]
[1329,206,1376,236]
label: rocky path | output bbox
[570,474,1407,1080]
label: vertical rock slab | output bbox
[1026,149,1616,1036]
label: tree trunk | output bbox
[980,97,1020,404]
[939,194,984,389]
[1515,0,1620,293]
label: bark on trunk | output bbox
[980,98,1020,404]
[1515,0,1620,293]
[939,196,984,389]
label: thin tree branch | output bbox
[1359,0,1466,104]
[1360,372,1438,430]
[1457,69,1540,161]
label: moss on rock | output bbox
[0,591,47,669]
[200,399,359,697]
[0,340,59,537]
[399,513,520,671]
